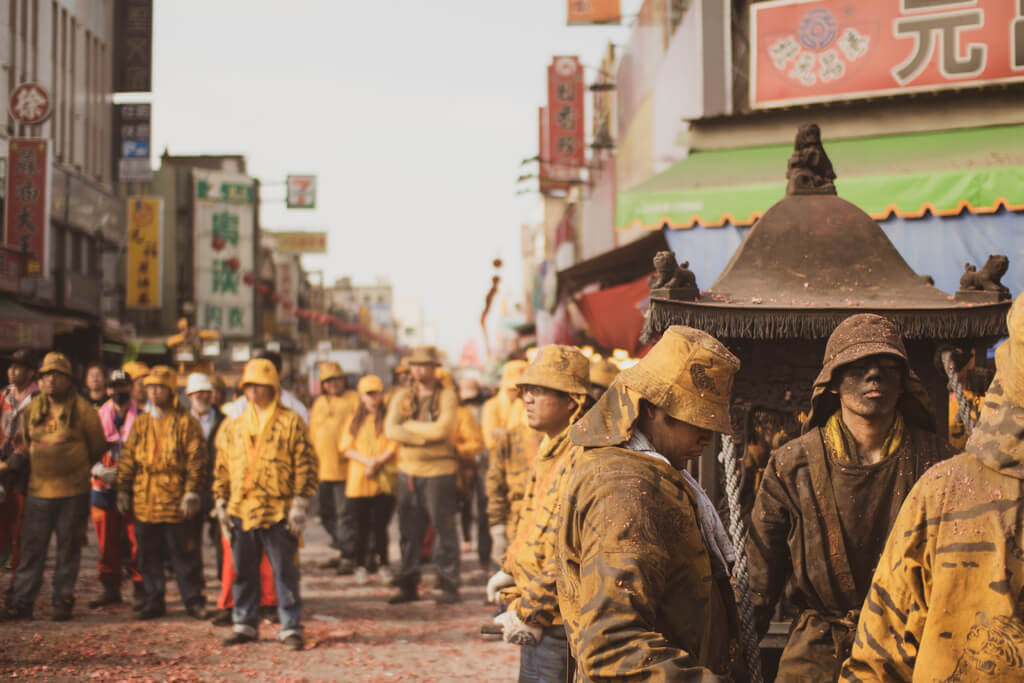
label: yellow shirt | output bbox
[22,394,106,499]
[339,416,397,498]
[310,391,359,482]
[384,386,459,477]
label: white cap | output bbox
[186,373,214,396]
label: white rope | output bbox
[941,350,977,438]
[718,435,763,683]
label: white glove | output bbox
[286,497,310,537]
[489,524,508,564]
[215,498,231,537]
[494,609,541,646]
[91,462,118,486]
[117,491,132,516]
[486,569,515,604]
[180,492,201,519]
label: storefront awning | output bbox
[557,230,668,299]
[0,298,54,350]
[617,124,1024,230]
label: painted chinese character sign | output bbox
[751,0,1024,109]
[193,170,255,336]
[126,197,162,309]
[542,56,584,193]
[3,139,50,276]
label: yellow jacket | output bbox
[499,426,579,628]
[481,392,526,452]
[310,391,359,482]
[340,415,398,498]
[21,393,106,498]
[485,421,542,539]
[842,379,1024,681]
[212,407,319,531]
[384,385,459,477]
[117,408,205,524]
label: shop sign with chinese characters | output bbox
[9,83,52,125]
[274,255,298,330]
[542,56,585,193]
[125,197,162,309]
[751,0,1024,109]
[269,230,327,254]
[3,139,50,277]
[193,170,256,337]
[567,0,620,25]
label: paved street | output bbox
[0,518,519,682]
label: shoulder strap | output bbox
[803,430,860,606]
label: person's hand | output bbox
[215,499,231,537]
[180,492,200,519]
[286,497,310,537]
[117,491,132,516]
[486,568,515,603]
[493,610,541,646]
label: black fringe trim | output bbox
[640,300,1010,344]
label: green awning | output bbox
[617,124,1024,230]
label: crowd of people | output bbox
[1,294,1023,681]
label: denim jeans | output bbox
[230,518,302,639]
[134,519,205,610]
[318,481,355,558]
[519,626,575,683]
[9,493,89,610]
[396,473,459,590]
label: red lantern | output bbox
[493,258,503,269]
[243,272,255,286]
[270,293,281,304]
[256,284,269,295]
[318,313,330,324]
[226,257,240,272]
[282,300,293,310]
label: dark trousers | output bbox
[318,481,354,557]
[473,467,492,567]
[519,626,575,683]
[10,493,89,610]
[396,473,459,590]
[134,519,204,609]
[345,494,395,569]
[230,518,301,638]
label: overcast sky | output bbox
[151,0,641,358]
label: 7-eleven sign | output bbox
[286,175,317,209]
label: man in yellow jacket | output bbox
[488,345,589,682]
[116,365,207,621]
[842,294,1024,681]
[557,328,744,682]
[309,361,359,572]
[213,358,318,651]
[3,353,105,621]
[384,345,461,604]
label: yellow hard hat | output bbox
[320,361,344,383]
[143,365,178,392]
[357,375,384,394]
[240,358,280,392]
[122,361,150,381]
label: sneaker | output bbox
[354,567,370,585]
[51,601,73,622]
[222,631,257,646]
[210,609,233,626]
[185,603,208,620]
[282,633,304,651]
[376,566,393,584]
[387,587,420,605]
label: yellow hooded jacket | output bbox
[309,390,360,482]
[842,379,1024,681]
[212,406,319,532]
[117,407,205,524]
[485,420,542,539]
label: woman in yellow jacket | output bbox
[338,375,397,585]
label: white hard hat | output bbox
[186,373,214,396]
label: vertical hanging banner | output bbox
[568,0,620,25]
[193,170,256,337]
[4,139,51,277]
[125,197,163,308]
[273,255,298,331]
[543,56,584,193]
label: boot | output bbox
[131,582,146,611]
[336,557,356,576]
[51,599,73,622]
[88,580,122,608]
[436,578,461,605]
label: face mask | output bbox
[113,391,132,406]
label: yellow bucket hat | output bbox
[320,361,344,383]
[499,360,528,390]
[122,361,150,381]
[39,352,72,377]
[997,293,1024,407]
[241,358,280,393]
[143,365,178,392]
[589,358,620,389]
[407,346,441,366]
[516,345,589,396]
[357,375,384,394]
[571,326,739,447]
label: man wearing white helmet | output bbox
[186,373,226,576]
